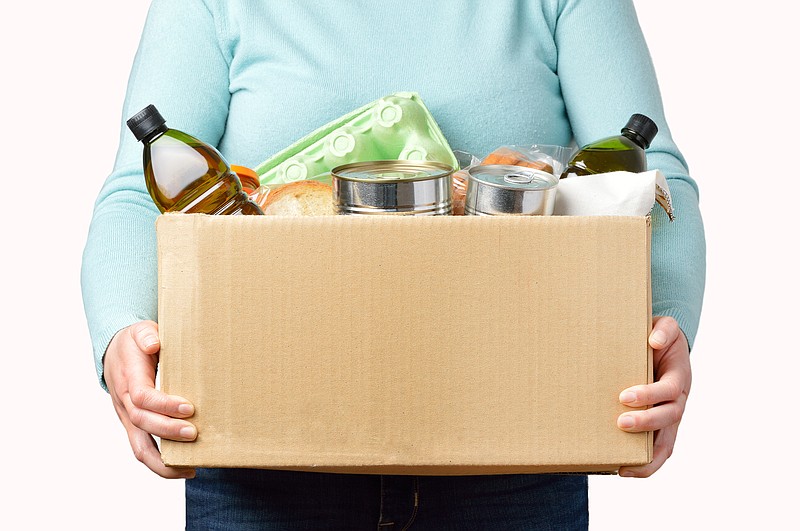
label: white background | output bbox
[1,1,797,529]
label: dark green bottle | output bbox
[561,114,658,178]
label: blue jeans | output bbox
[186,469,588,530]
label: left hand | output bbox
[616,316,691,477]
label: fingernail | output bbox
[650,330,667,346]
[619,391,637,404]
[144,335,159,349]
[178,403,194,415]
[618,415,635,429]
[180,426,197,439]
[619,470,635,477]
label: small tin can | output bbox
[332,160,454,215]
[465,165,558,216]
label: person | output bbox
[81,0,705,528]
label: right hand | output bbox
[104,320,197,479]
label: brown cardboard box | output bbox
[156,214,653,474]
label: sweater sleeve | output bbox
[554,0,706,348]
[81,0,232,390]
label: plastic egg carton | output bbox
[254,92,458,185]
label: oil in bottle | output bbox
[561,114,658,178]
[126,105,264,215]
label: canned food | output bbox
[332,160,454,215]
[465,165,558,216]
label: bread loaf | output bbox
[262,181,335,216]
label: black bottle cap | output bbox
[622,113,658,149]
[127,104,167,142]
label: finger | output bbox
[649,316,682,349]
[619,424,678,478]
[619,374,686,407]
[126,359,195,418]
[128,320,161,355]
[617,395,686,433]
[129,385,195,418]
[116,404,196,479]
[123,393,198,442]
[127,424,196,479]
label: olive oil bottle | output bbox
[561,114,658,178]
[126,105,264,215]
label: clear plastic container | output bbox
[231,165,261,195]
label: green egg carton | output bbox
[253,92,458,185]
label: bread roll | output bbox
[262,181,335,216]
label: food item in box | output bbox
[561,114,658,178]
[249,184,272,212]
[261,181,334,216]
[482,146,555,174]
[254,92,458,185]
[451,169,469,215]
[126,105,264,215]
[453,147,567,215]
[231,165,261,194]
[231,164,273,211]
[451,150,480,216]
[465,164,558,216]
[332,160,453,216]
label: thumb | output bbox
[649,316,682,350]
[128,320,160,354]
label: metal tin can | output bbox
[465,165,558,216]
[332,160,454,215]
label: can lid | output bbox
[332,160,454,183]
[467,165,558,190]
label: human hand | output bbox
[616,316,691,477]
[104,320,197,479]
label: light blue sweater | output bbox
[82,0,705,388]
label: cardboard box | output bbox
[156,214,653,474]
